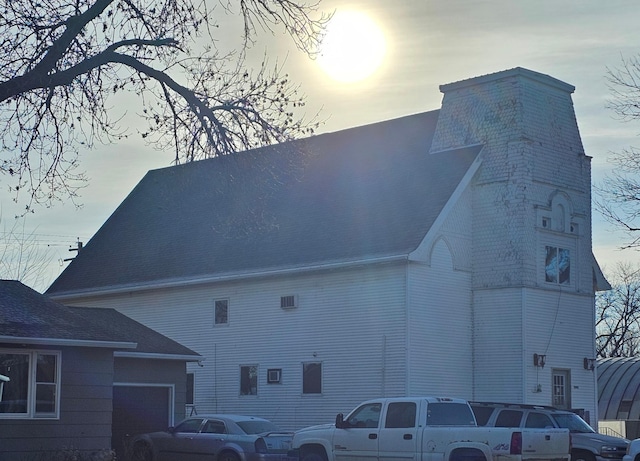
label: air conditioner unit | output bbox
[280,295,297,309]
[267,369,282,384]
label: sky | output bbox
[3,0,640,291]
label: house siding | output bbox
[0,347,113,461]
[66,263,410,430]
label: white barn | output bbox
[47,67,609,432]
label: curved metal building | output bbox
[598,357,640,420]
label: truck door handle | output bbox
[404,434,413,440]
[369,434,377,439]
[545,436,550,440]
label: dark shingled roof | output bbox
[1,280,200,358]
[47,110,482,295]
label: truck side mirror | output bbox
[335,413,345,429]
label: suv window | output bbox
[551,412,596,433]
[525,412,554,428]
[472,406,494,426]
[495,410,523,427]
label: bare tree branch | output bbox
[0,0,328,210]
[597,262,640,357]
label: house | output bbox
[47,67,609,431]
[0,280,201,461]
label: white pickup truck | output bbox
[289,397,570,461]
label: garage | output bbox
[112,385,173,459]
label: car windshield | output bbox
[236,420,281,435]
[551,413,595,433]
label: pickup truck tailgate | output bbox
[521,428,571,461]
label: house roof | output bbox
[1,280,200,359]
[47,110,483,296]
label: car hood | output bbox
[296,423,335,433]
[572,432,629,445]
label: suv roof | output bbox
[470,401,572,412]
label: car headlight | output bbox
[601,445,624,458]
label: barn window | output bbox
[545,246,570,285]
[0,350,60,419]
[302,362,322,394]
[214,299,229,325]
[240,365,258,395]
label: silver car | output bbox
[126,414,294,461]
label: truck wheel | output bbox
[572,451,596,461]
[301,451,328,461]
[450,448,487,461]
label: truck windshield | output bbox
[426,403,476,426]
[550,413,595,433]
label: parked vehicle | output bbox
[289,396,571,461]
[126,414,294,461]
[623,438,640,461]
[470,401,629,461]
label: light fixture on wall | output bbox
[533,353,546,368]
[583,358,596,371]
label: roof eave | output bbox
[49,254,411,301]
[0,336,137,349]
[115,351,204,361]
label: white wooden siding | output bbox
[66,262,409,430]
[473,288,525,401]
[408,239,473,397]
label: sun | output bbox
[317,10,387,83]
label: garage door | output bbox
[112,385,171,459]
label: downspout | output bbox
[405,259,410,396]
[382,334,387,397]
[522,288,528,401]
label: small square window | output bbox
[214,299,228,325]
[267,369,282,384]
[240,365,257,395]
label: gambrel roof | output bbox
[47,110,483,296]
[1,280,200,359]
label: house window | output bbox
[186,373,194,405]
[214,299,228,325]
[545,246,570,285]
[0,350,61,419]
[240,365,257,395]
[302,362,322,394]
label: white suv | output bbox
[471,402,629,461]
